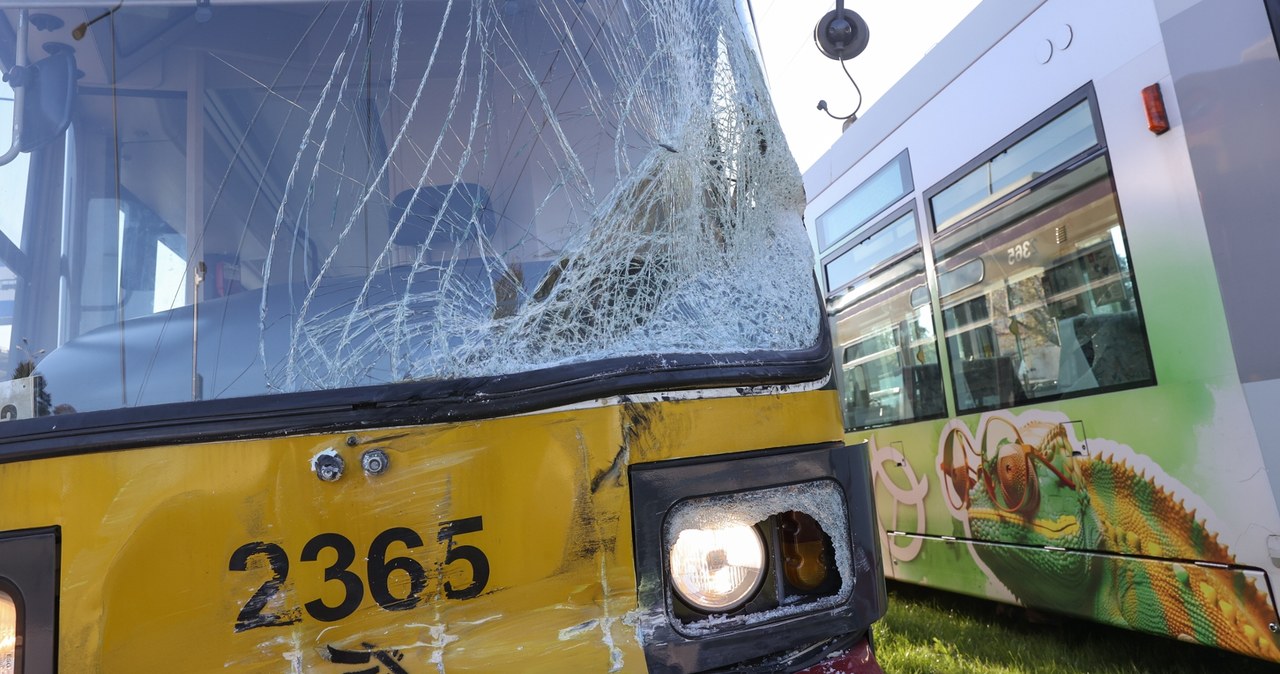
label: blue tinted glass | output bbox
[933,101,1096,231]
[825,210,919,291]
[815,152,912,249]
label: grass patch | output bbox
[873,581,1275,673]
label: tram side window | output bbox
[814,151,912,250]
[934,152,1154,413]
[76,197,188,336]
[828,209,946,431]
[65,89,192,342]
[0,76,26,371]
[932,101,1097,232]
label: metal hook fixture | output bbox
[814,0,869,62]
[72,1,124,41]
[195,0,214,24]
[814,1,869,124]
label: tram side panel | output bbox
[1164,0,1280,515]
[813,0,1280,661]
[0,389,873,671]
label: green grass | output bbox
[872,581,1277,673]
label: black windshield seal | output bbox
[0,319,831,462]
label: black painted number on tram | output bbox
[228,519,489,632]
[301,533,364,621]
[228,542,302,631]
[439,516,489,600]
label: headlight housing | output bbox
[630,442,887,674]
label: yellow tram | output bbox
[0,0,883,671]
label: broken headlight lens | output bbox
[667,523,766,612]
[663,481,850,625]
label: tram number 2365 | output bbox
[228,517,490,633]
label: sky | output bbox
[752,0,981,171]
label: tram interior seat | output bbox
[391,184,492,246]
[1056,311,1150,392]
[389,183,496,298]
[391,184,559,309]
[35,184,512,413]
[956,356,1027,410]
[902,363,945,419]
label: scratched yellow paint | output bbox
[0,389,842,672]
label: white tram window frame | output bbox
[925,85,1157,415]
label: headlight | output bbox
[668,524,766,611]
[0,587,17,674]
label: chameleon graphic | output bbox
[937,412,1280,662]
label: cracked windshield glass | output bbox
[0,0,817,417]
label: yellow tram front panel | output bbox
[0,389,842,671]
[0,1,887,670]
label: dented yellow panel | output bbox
[0,390,841,671]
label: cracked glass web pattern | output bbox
[2,0,818,414]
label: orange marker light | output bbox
[1142,83,1170,135]
[780,511,831,592]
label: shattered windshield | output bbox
[0,0,817,418]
